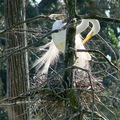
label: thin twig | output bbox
[0,15,54,36]
[0,19,75,65]
[76,14,120,24]
[68,109,107,120]
[87,72,95,120]
[72,65,95,120]
[83,110,107,120]
[0,14,66,36]
[1,13,120,36]
[74,48,119,71]
[0,101,30,107]
[97,34,118,61]
[87,25,117,62]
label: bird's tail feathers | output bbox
[32,40,60,75]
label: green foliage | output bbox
[108,27,118,48]
[0,108,8,120]
[107,27,120,66]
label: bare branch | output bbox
[76,14,120,24]
[0,15,54,36]
[0,19,76,65]
[74,48,119,71]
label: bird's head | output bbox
[82,19,100,44]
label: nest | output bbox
[30,68,105,120]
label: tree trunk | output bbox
[63,0,76,89]
[4,0,29,120]
[63,0,83,119]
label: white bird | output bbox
[33,19,100,75]
[52,19,89,52]
[52,19,100,51]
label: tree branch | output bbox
[76,49,120,71]
[0,15,54,36]
[76,14,120,24]
[1,13,120,37]
[0,21,73,64]
[70,47,119,70]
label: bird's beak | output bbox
[82,32,93,44]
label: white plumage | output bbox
[32,19,100,74]
[32,41,59,74]
[74,34,91,68]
